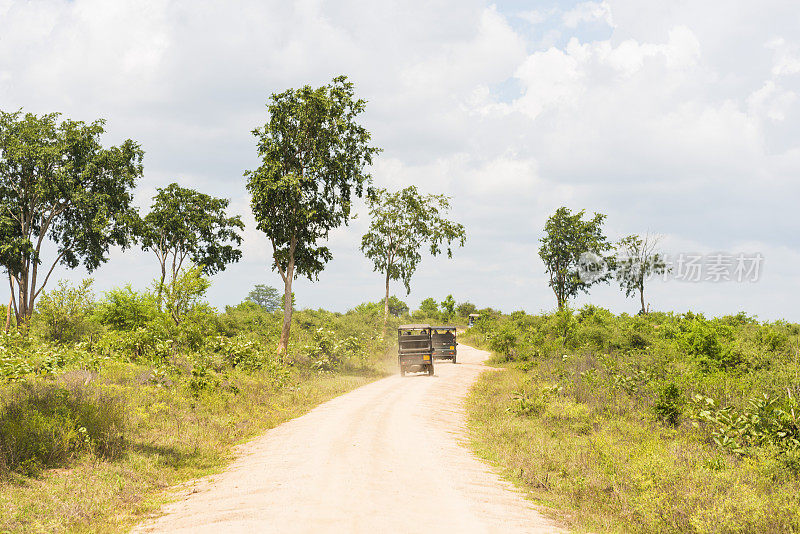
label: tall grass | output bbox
[0,380,126,476]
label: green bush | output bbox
[681,318,741,372]
[205,335,271,370]
[94,285,157,331]
[33,279,96,344]
[0,381,126,476]
[488,323,518,360]
[95,319,172,362]
[218,301,281,337]
[159,266,211,326]
[653,382,684,427]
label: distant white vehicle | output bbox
[467,314,481,328]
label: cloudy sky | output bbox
[1,0,798,320]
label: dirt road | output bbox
[133,345,561,533]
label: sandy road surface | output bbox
[133,345,561,533]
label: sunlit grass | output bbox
[0,363,383,533]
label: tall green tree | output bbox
[360,186,465,331]
[440,294,456,322]
[245,76,380,357]
[538,207,611,310]
[246,284,281,312]
[456,301,477,318]
[139,183,243,302]
[417,297,440,319]
[0,110,143,323]
[615,233,669,314]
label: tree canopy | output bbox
[616,233,669,314]
[382,295,409,317]
[440,294,456,321]
[139,183,243,299]
[246,284,281,312]
[456,301,477,318]
[538,207,612,310]
[361,185,465,329]
[245,75,380,356]
[0,110,143,322]
[417,298,439,319]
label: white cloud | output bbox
[748,81,796,122]
[767,37,800,77]
[517,8,558,26]
[562,1,614,29]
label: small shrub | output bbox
[95,319,172,362]
[488,324,518,360]
[509,390,546,417]
[188,361,218,398]
[205,335,269,370]
[681,318,741,372]
[33,279,96,344]
[653,383,684,427]
[757,327,789,352]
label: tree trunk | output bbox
[157,261,166,309]
[383,271,390,336]
[639,284,646,315]
[277,265,294,361]
[5,295,11,333]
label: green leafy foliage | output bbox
[139,183,243,295]
[680,317,742,372]
[94,285,157,331]
[414,297,440,321]
[456,301,477,318]
[439,294,456,322]
[246,75,380,353]
[360,185,465,325]
[33,279,96,344]
[160,265,212,326]
[246,284,281,312]
[538,206,612,310]
[653,383,684,427]
[382,296,409,317]
[0,110,143,322]
[487,323,518,359]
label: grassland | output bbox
[463,307,800,533]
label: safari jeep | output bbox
[397,324,434,376]
[431,326,457,363]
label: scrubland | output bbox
[464,307,800,533]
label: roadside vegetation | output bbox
[464,308,800,533]
[0,273,399,532]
